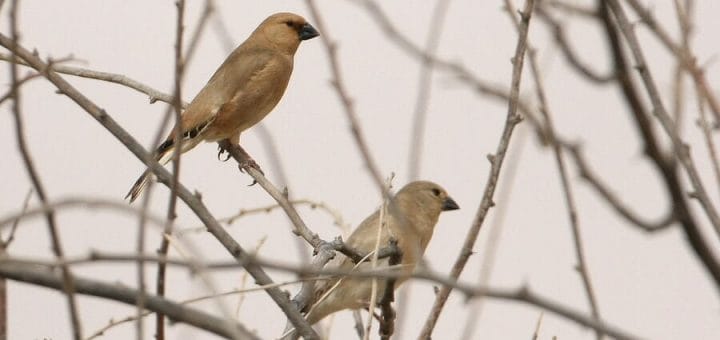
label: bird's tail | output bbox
[125,146,174,203]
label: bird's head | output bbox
[390,181,459,247]
[394,180,459,219]
[255,12,319,55]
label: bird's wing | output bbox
[158,48,277,150]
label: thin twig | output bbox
[180,199,349,234]
[532,312,544,340]
[459,130,528,339]
[419,0,534,337]
[399,1,453,333]
[0,197,166,229]
[565,145,674,232]
[355,0,545,129]
[0,72,41,106]
[605,0,720,243]
[598,0,720,293]
[7,2,83,338]
[624,0,720,126]
[544,0,597,17]
[536,4,614,83]
[303,0,388,197]
[0,188,31,340]
[407,0,454,180]
[672,0,720,196]
[695,82,720,196]
[514,1,604,336]
[2,189,32,247]
[0,53,177,104]
[155,2,186,338]
[235,236,268,315]
[363,193,390,340]
[523,25,603,340]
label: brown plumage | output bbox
[126,12,319,202]
[304,181,459,325]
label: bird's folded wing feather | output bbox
[161,48,277,145]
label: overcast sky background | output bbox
[2,0,720,339]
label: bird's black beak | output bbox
[299,23,319,41]
[442,197,460,211]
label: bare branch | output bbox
[6,2,83,338]
[0,262,259,340]
[178,199,350,235]
[355,0,545,128]
[523,19,603,340]
[536,5,614,83]
[303,0,388,197]
[406,0,454,180]
[0,53,178,104]
[623,0,720,126]
[419,0,534,336]
[605,0,720,245]
[155,2,187,338]
[598,0,720,292]
[566,145,674,231]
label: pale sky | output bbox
[2,1,720,339]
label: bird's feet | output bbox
[238,157,264,175]
[216,140,265,186]
[238,158,264,186]
[217,145,231,161]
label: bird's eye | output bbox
[285,21,294,27]
[432,188,441,197]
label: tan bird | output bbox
[303,181,459,325]
[126,12,319,202]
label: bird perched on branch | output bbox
[125,12,319,202]
[303,181,459,325]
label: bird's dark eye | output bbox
[432,188,441,197]
[285,21,294,27]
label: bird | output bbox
[125,12,319,202]
[303,181,459,325]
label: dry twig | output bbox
[419,0,534,336]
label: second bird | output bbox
[303,181,460,325]
[126,12,319,202]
